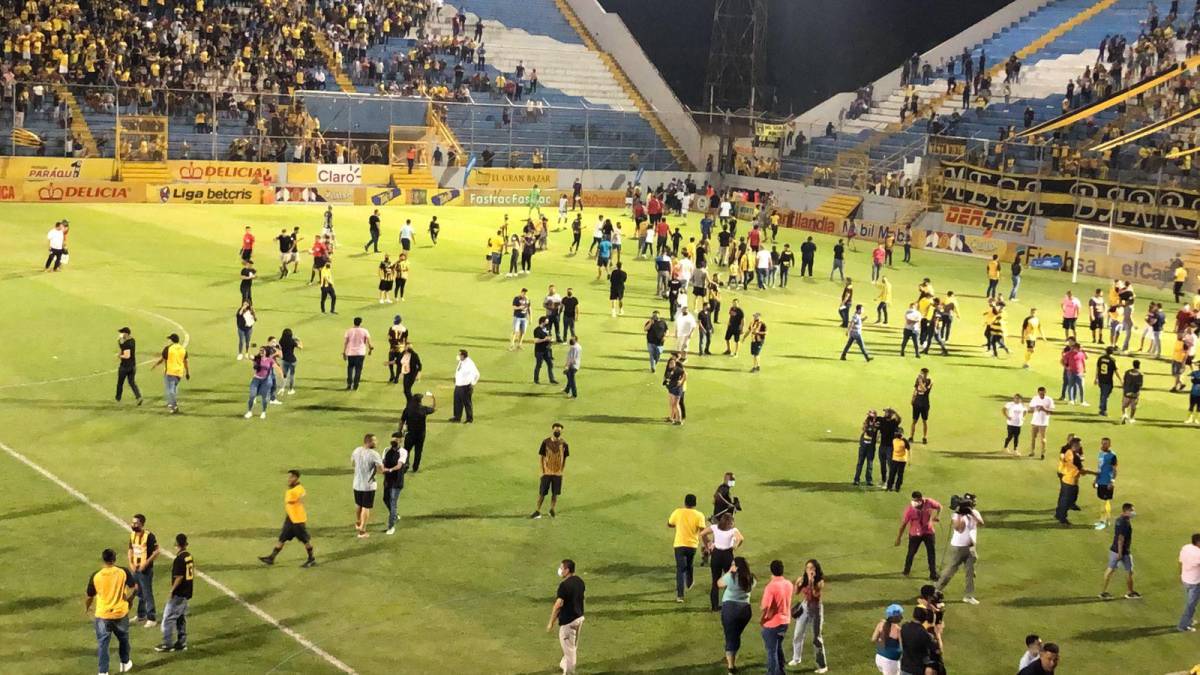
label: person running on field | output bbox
[258,470,316,567]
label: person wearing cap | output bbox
[745,312,767,373]
[644,311,668,372]
[151,333,189,414]
[381,432,409,535]
[871,604,903,674]
[116,327,143,406]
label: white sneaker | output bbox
[287,389,296,395]
[260,412,267,420]
[243,411,253,419]
[143,619,155,628]
[962,596,980,605]
[236,353,244,360]
[815,669,829,674]
[1081,401,1090,407]
[787,660,801,667]
[119,661,133,673]
[386,527,395,535]
[269,399,283,405]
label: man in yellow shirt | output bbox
[985,255,1001,299]
[1055,440,1093,525]
[875,275,892,324]
[1174,262,1189,303]
[86,548,138,675]
[1021,308,1046,368]
[667,494,707,603]
[259,470,316,567]
[151,333,189,414]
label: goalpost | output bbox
[1072,222,1194,287]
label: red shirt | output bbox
[1177,307,1196,333]
[749,229,761,247]
[655,221,670,238]
[633,204,645,218]
[760,576,794,628]
[901,498,942,537]
[242,232,255,251]
[1066,349,1087,374]
[311,240,327,258]
[648,197,662,215]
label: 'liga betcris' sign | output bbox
[156,184,262,204]
[316,164,362,185]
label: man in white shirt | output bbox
[755,248,772,289]
[350,434,385,539]
[936,500,983,604]
[45,221,65,271]
[1002,393,1027,455]
[588,217,604,258]
[1018,634,1042,671]
[1178,533,1200,632]
[543,285,563,343]
[719,199,732,225]
[901,303,923,358]
[399,220,414,252]
[675,307,697,353]
[1027,386,1055,458]
[451,349,480,423]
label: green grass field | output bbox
[1,201,1197,675]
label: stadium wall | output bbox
[565,0,704,167]
[794,0,1052,124]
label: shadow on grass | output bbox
[0,594,67,615]
[569,413,662,425]
[0,499,79,522]
[1073,624,1180,641]
[588,562,662,577]
[1002,595,1101,608]
[938,451,1021,461]
[293,466,352,476]
[759,479,863,493]
[825,571,901,583]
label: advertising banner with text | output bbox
[1,157,115,181]
[167,160,279,184]
[466,168,558,189]
[152,184,266,204]
[286,163,365,185]
[464,189,554,208]
[273,185,361,204]
[26,181,144,203]
[942,203,1032,237]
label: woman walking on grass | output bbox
[871,604,904,674]
[244,347,281,420]
[790,559,828,673]
[278,328,302,395]
[716,556,755,675]
[703,512,745,611]
[236,301,256,360]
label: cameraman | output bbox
[935,497,983,605]
[713,472,740,521]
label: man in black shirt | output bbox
[481,148,495,167]
[830,239,846,280]
[547,559,586,675]
[239,259,256,302]
[644,311,668,372]
[561,289,580,338]
[399,343,423,402]
[712,472,739,520]
[778,244,795,287]
[533,317,558,385]
[155,533,193,653]
[1120,359,1144,424]
[666,276,683,319]
[1099,502,1139,599]
[365,210,381,253]
[876,409,901,488]
[609,263,627,317]
[275,229,294,278]
[899,606,935,675]
[697,304,714,355]
[800,237,817,277]
[724,300,745,356]
[399,392,436,472]
[381,433,408,535]
[116,327,143,405]
[1094,346,1118,417]
[717,226,732,266]
[1018,643,1059,674]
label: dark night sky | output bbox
[598,0,1017,114]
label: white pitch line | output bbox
[0,439,357,674]
[0,308,190,391]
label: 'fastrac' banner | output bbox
[939,160,1200,235]
[26,181,144,203]
[167,160,278,184]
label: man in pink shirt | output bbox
[895,491,942,580]
[1065,342,1088,405]
[1061,291,1081,340]
[760,559,794,675]
[871,243,886,281]
[343,317,374,390]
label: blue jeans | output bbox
[95,615,131,673]
[161,596,189,647]
[1179,582,1200,630]
[648,343,663,371]
[854,440,874,483]
[1098,382,1113,415]
[1009,274,1021,299]
[248,377,270,412]
[237,326,253,353]
[384,485,403,528]
[901,329,921,357]
[674,546,696,598]
[756,268,767,289]
[164,375,180,408]
[564,366,578,397]
[1068,373,1085,403]
[841,333,870,360]
[761,624,787,675]
[134,566,156,620]
[282,360,296,390]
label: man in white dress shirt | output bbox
[451,349,480,423]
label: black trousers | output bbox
[345,355,365,389]
[116,368,141,401]
[905,534,937,577]
[887,460,906,491]
[453,384,474,421]
[1055,482,1078,522]
[710,547,735,610]
[405,432,426,472]
[320,285,336,312]
[388,352,402,383]
[563,315,576,339]
[403,373,417,401]
[548,312,561,341]
[800,258,813,276]
[534,351,557,383]
[876,439,891,485]
[44,248,63,270]
[365,230,380,252]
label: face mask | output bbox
[1127,510,1136,518]
[911,501,921,509]
[556,566,564,578]
[553,431,561,438]
[727,480,735,487]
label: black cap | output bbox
[167,333,180,342]
[118,327,131,334]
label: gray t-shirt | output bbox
[351,446,383,491]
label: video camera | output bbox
[950,493,977,515]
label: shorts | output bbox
[1096,484,1114,500]
[1190,394,1200,412]
[1025,339,1036,350]
[750,341,764,356]
[693,286,707,297]
[379,280,393,291]
[1106,550,1133,572]
[512,317,528,333]
[490,252,502,265]
[401,238,412,251]
[1172,361,1185,376]
[597,256,610,267]
[538,474,563,497]
[625,197,634,206]
[912,403,929,421]
[281,252,297,264]
[314,256,328,269]
[725,326,741,342]
[354,489,376,509]
[667,385,683,397]
[1063,317,1077,330]
[1090,317,1103,330]
[609,288,624,301]
[279,517,311,544]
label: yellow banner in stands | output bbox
[0,157,115,181]
[467,168,558,189]
[165,160,279,184]
[25,181,144,203]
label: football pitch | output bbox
[1,202,1196,675]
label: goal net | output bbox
[1071,222,1195,289]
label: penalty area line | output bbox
[0,439,357,675]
